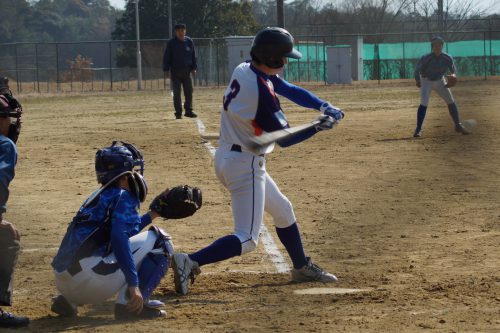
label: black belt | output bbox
[231,144,264,157]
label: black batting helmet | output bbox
[250,27,302,69]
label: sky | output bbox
[108,0,500,14]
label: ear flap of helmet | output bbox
[127,171,148,202]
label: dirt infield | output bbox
[3,79,499,332]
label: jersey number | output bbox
[223,79,240,111]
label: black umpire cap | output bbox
[174,23,186,30]
[431,36,445,45]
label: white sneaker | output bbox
[291,257,338,283]
[171,253,200,295]
[144,299,165,308]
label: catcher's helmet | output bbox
[0,94,23,143]
[95,141,147,201]
[250,27,302,69]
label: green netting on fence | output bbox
[285,42,326,82]
[363,40,500,79]
[364,40,500,59]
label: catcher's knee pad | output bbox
[138,226,174,299]
[234,232,259,255]
[270,199,296,229]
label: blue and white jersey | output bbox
[220,62,325,155]
[52,186,152,287]
[414,52,456,81]
[0,135,17,215]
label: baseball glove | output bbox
[445,75,457,88]
[149,185,202,219]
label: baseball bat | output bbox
[248,117,330,150]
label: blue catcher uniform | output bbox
[171,27,344,296]
[413,36,468,137]
[51,141,172,320]
[0,136,16,216]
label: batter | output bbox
[171,27,344,295]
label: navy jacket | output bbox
[163,36,197,72]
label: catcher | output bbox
[413,36,469,137]
[51,141,201,320]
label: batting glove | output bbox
[315,115,335,131]
[320,102,344,122]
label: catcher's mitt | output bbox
[150,185,202,219]
[445,75,457,88]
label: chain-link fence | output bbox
[1,30,498,93]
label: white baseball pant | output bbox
[419,76,455,106]
[215,143,296,255]
[54,230,158,305]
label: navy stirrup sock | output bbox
[275,223,307,269]
[447,103,460,125]
[189,235,242,267]
[416,104,428,132]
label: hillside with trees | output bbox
[0,0,120,43]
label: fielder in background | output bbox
[163,23,198,119]
[413,36,469,138]
[51,141,201,320]
[0,79,29,328]
[171,27,344,296]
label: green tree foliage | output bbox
[112,0,259,67]
[113,0,258,40]
[0,0,121,43]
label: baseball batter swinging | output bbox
[413,36,469,137]
[171,27,344,295]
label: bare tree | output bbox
[415,0,485,33]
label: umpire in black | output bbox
[163,23,198,119]
[0,78,29,328]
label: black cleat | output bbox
[51,295,78,317]
[184,111,197,118]
[114,304,166,321]
[0,309,29,328]
[413,130,422,138]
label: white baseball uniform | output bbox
[216,62,325,254]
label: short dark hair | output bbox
[174,23,186,30]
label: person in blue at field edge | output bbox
[0,81,29,329]
[163,23,198,119]
[413,36,469,137]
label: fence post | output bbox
[35,43,40,93]
[323,36,327,85]
[216,39,220,87]
[402,35,406,79]
[109,41,113,91]
[483,31,487,80]
[489,29,493,76]
[56,43,60,92]
[14,44,20,93]
[306,40,310,82]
